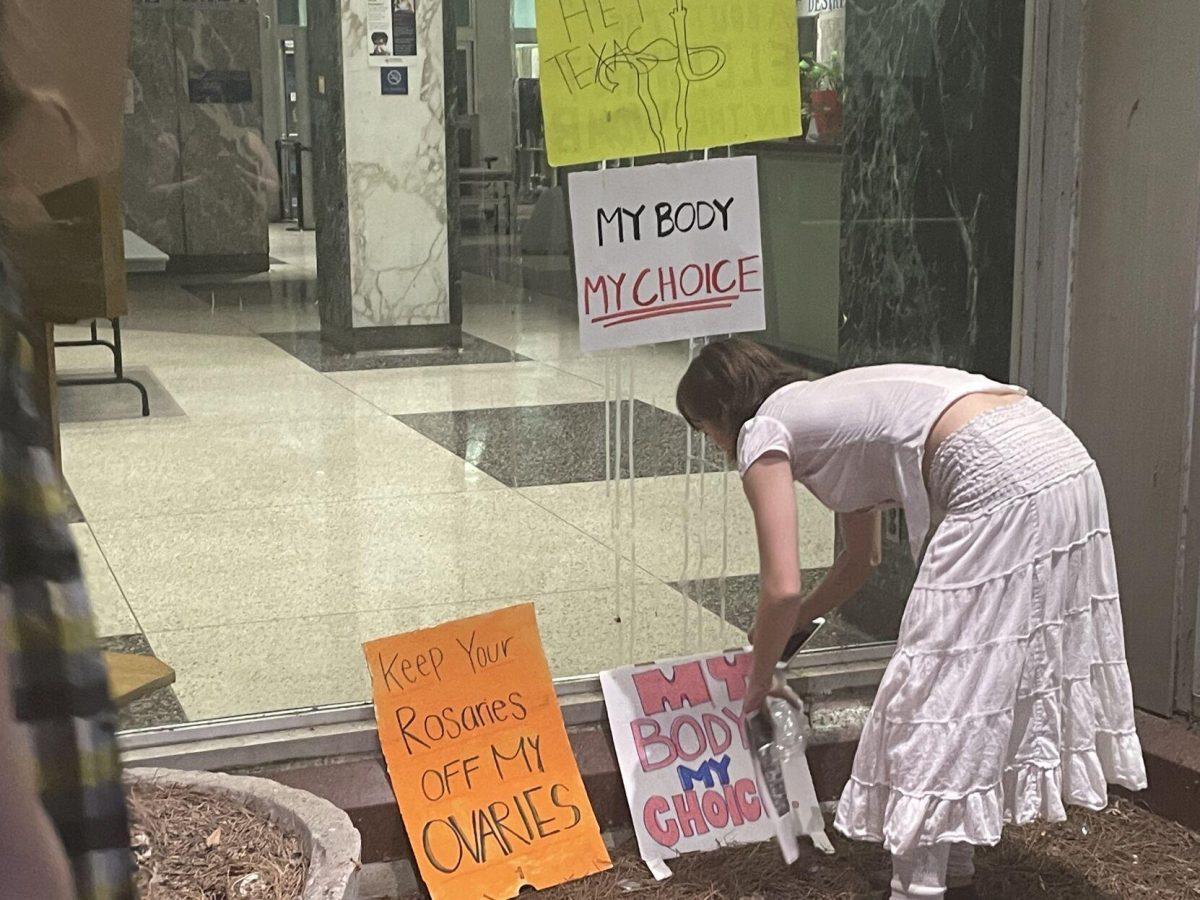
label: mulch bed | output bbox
[531,798,1200,899]
[127,782,308,899]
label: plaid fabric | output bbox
[0,249,136,899]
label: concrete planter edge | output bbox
[124,766,362,900]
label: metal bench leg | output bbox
[56,318,151,417]
[111,319,150,417]
[54,318,119,361]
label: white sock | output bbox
[891,844,951,899]
[946,843,976,888]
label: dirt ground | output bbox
[531,798,1200,899]
[127,782,308,899]
[126,786,1198,898]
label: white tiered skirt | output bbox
[834,398,1147,856]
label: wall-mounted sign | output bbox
[368,0,418,66]
[380,66,409,95]
[187,70,252,104]
[568,155,766,352]
[535,0,801,166]
[601,650,831,878]
[364,604,611,900]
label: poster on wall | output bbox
[367,0,418,66]
[600,650,832,879]
[568,155,766,352]
[364,604,611,900]
[535,0,801,166]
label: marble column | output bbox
[839,0,1024,378]
[123,0,270,273]
[173,0,272,271]
[124,0,185,257]
[834,0,1027,639]
[309,0,460,351]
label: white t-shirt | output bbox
[737,364,1025,560]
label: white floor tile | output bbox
[520,473,836,582]
[330,361,605,414]
[63,416,501,520]
[546,343,694,414]
[149,580,743,720]
[155,365,382,421]
[70,524,139,637]
[53,247,852,724]
[268,223,318,271]
[59,327,299,379]
[93,491,621,632]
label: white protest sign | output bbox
[600,650,830,879]
[568,157,767,353]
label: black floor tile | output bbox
[671,571,885,650]
[398,400,726,487]
[264,330,526,373]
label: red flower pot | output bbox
[810,88,843,142]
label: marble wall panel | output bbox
[174,1,271,259]
[123,0,269,265]
[834,0,1026,639]
[339,0,451,328]
[124,2,186,256]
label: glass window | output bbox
[18,0,1023,731]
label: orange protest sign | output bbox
[364,603,611,899]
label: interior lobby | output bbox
[54,0,1025,731]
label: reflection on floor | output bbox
[57,225,835,725]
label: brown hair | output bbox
[675,338,807,446]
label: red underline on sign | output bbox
[602,299,737,327]
[591,294,740,328]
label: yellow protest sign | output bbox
[536,0,801,166]
[364,604,611,900]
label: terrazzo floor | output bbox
[57,226,847,727]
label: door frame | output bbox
[1013,0,1200,718]
[1010,0,1083,419]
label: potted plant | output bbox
[800,52,844,143]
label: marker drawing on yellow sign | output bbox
[364,604,611,900]
[536,0,801,166]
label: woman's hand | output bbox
[744,673,802,718]
[743,673,772,715]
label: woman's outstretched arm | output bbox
[795,508,881,625]
[742,455,880,710]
